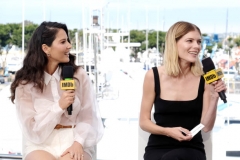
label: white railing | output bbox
[226,81,240,94]
[0,154,22,159]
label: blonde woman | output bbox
[139,21,226,160]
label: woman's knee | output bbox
[161,154,179,160]
[161,148,206,160]
[83,151,92,160]
[25,150,56,160]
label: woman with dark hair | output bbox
[139,21,227,160]
[10,21,104,160]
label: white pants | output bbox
[23,128,94,160]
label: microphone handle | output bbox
[218,91,227,103]
[67,104,72,115]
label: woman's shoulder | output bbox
[144,68,154,79]
[74,66,90,83]
[17,81,34,89]
[144,66,162,82]
[75,66,87,76]
[155,66,166,77]
[157,66,165,72]
[15,81,35,98]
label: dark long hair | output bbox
[10,21,79,103]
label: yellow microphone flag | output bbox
[60,80,75,90]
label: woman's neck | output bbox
[45,64,58,75]
[178,63,192,78]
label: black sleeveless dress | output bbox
[144,67,206,160]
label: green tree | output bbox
[130,30,145,43]
[228,37,233,42]
[0,22,38,52]
[157,31,166,53]
[24,23,38,50]
[234,37,240,47]
[205,45,213,53]
[0,23,19,68]
[148,30,156,49]
[68,29,83,50]
[129,29,166,54]
[0,24,14,53]
[217,42,223,49]
[129,30,145,55]
[0,22,38,70]
[68,28,78,49]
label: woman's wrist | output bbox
[210,92,219,100]
[210,93,219,101]
[74,141,83,146]
[162,127,170,137]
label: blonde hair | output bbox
[163,21,204,76]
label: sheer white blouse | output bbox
[15,67,104,148]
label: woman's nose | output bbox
[68,42,72,49]
[194,41,201,49]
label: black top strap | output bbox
[198,76,205,96]
[152,67,160,97]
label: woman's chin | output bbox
[61,59,70,63]
[188,56,198,63]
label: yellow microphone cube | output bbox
[60,80,75,90]
[203,70,219,84]
[215,68,224,79]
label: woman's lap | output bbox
[25,150,56,160]
[23,129,93,159]
[144,148,206,160]
[59,151,92,160]
[25,150,92,160]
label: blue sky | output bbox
[1,0,240,34]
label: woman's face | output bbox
[176,29,201,63]
[46,29,72,64]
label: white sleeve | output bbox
[15,84,65,144]
[74,68,104,148]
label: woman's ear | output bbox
[42,44,50,55]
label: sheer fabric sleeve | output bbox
[15,84,65,144]
[74,68,104,148]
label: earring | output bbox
[47,54,50,56]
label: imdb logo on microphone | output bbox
[60,80,75,90]
[203,68,224,84]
